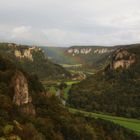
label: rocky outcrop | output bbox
[12,71,35,115]
[14,46,42,61]
[15,49,33,61]
[67,48,92,56]
[12,71,30,106]
[110,48,135,70]
[67,47,114,56]
[94,48,113,54]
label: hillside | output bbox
[0,43,71,80]
[0,54,140,140]
[68,44,140,118]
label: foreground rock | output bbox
[12,70,35,116]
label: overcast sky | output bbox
[0,0,140,46]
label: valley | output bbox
[41,44,140,135]
[0,42,140,140]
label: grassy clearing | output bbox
[69,108,140,133]
[61,64,82,68]
[70,70,95,75]
[42,80,79,100]
[59,81,80,85]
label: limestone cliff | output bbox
[67,47,114,56]
[14,46,42,61]
[110,48,135,70]
[12,70,35,115]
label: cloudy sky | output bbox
[0,0,140,46]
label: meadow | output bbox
[69,108,140,133]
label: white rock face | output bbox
[12,71,36,115]
[14,46,42,61]
[111,49,135,69]
[67,47,114,56]
[94,48,113,54]
[12,71,31,106]
[67,49,73,53]
[80,48,92,54]
[113,60,134,69]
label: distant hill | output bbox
[0,43,71,80]
[41,45,119,70]
[68,44,140,118]
[66,45,116,69]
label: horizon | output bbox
[1,41,140,48]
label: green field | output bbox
[69,108,140,133]
[61,64,82,68]
[58,81,79,85]
[42,80,79,99]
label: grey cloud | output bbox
[0,0,140,46]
